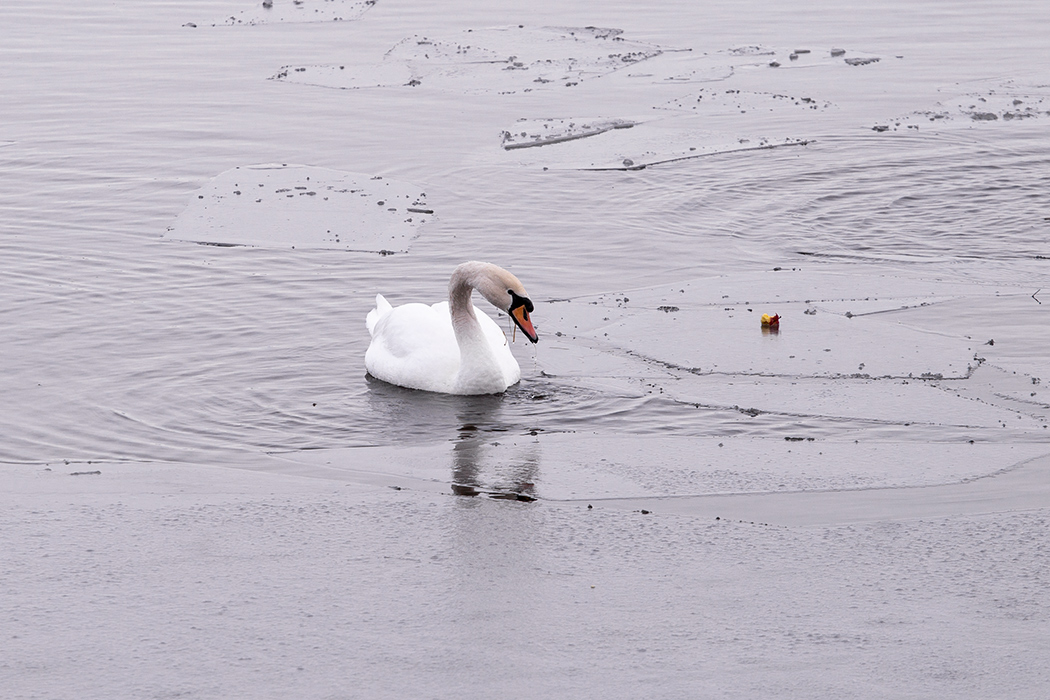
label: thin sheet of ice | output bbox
[554,300,974,378]
[492,46,901,169]
[495,48,887,169]
[501,117,636,150]
[666,369,1047,430]
[536,270,1050,434]
[497,113,812,169]
[537,337,1047,435]
[270,62,415,90]
[205,0,375,27]
[645,44,882,81]
[272,436,1049,501]
[543,270,985,379]
[272,25,664,94]
[878,78,1050,131]
[165,163,432,252]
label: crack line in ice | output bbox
[578,138,814,170]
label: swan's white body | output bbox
[365,262,538,395]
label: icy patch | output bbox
[497,112,811,170]
[659,88,834,116]
[272,26,664,94]
[526,437,1046,499]
[206,0,375,27]
[549,296,975,380]
[640,63,734,84]
[664,370,1048,433]
[635,45,882,81]
[494,45,897,169]
[270,62,414,90]
[543,270,990,380]
[873,79,1050,132]
[166,163,432,252]
[728,45,880,70]
[500,117,636,150]
[270,436,1049,501]
[770,46,880,70]
[537,270,1050,435]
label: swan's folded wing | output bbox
[364,301,460,392]
[365,293,393,337]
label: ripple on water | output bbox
[2,1,1049,468]
[5,125,1050,464]
[628,127,1050,268]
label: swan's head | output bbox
[506,287,538,344]
[456,261,539,344]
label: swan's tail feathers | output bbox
[366,294,393,337]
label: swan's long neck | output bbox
[448,263,505,393]
[448,266,480,330]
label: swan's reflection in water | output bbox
[365,376,541,499]
[450,423,539,501]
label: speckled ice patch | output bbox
[638,44,882,81]
[268,435,1050,502]
[538,269,1012,381]
[535,269,1050,435]
[166,163,432,252]
[272,25,664,94]
[492,46,892,169]
[497,113,812,170]
[500,117,638,149]
[873,78,1050,132]
[204,0,376,27]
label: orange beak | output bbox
[511,304,538,343]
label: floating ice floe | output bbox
[497,113,811,170]
[542,270,988,381]
[165,163,432,253]
[630,44,882,83]
[538,270,1050,434]
[658,88,834,116]
[272,435,1050,501]
[872,78,1050,132]
[272,25,664,94]
[721,45,882,70]
[547,294,975,380]
[203,0,376,27]
[494,47,894,169]
[500,118,637,150]
[271,62,415,90]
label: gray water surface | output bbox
[2,0,1049,489]
[7,3,1050,699]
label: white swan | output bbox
[365,261,539,395]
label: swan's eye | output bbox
[508,289,533,312]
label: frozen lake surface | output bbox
[2,0,1049,697]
